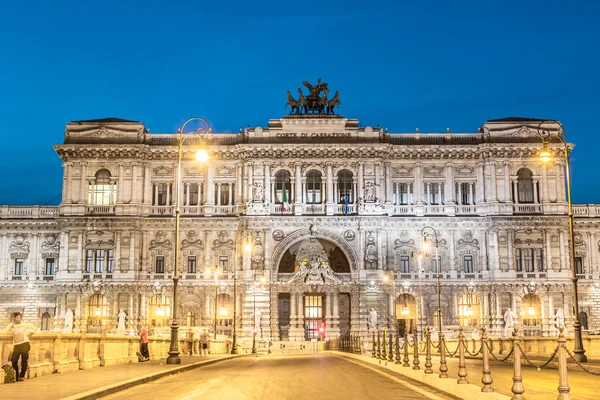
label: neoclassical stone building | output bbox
[1,108,599,340]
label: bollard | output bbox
[424,327,433,374]
[395,330,401,364]
[556,326,571,400]
[511,326,525,400]
[498,337,503,355]
[481,326,494,393]
[439,332,449,378]
[372,332,377,358]
[382,329,387,360]
[412,327,420,370]
[403,329,410,367]
[388,333,394,362]
[457,326,468,384]
[377,331,381,359]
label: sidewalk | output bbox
[332,351,599,400]
[0,354,240,400]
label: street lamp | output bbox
[167,117,211,365]
[383,270,397,332]
[204,266,221,340]
[536,120,587,363]
[421,226,448,378]
[232,233,253,354]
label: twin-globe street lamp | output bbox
[537,120,587,362]
[167,117,210,365]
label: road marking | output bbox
[332,354,454,400]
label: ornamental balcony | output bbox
[0,206,59,219]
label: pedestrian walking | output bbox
[2,312,37,382]
[200,329,209,356]
[137,325,150,362]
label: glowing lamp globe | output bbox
[196,149,209,162]
[528,306,536,316]
[539,144,552,163]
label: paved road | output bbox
[101,354,456,400]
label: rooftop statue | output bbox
[286,78,341,115]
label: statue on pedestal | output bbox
[117,310,127,332]
[555,308,567,335]
[64,309,73,332]
[503,308,515,337]
[368,308,378,330]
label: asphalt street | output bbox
[101,354,457,400]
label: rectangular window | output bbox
[185,183,200,206]
[461,183,470,205]
[95,249,105,273]
[187,256,197,274]
[219,256,229,272]
[14,258,24,275]
[399,256,410,273]
[156,183,168,206]
[524,248,534,272]
[536,249,544,272]
[575,256,583,275]
[398,183,409,205]
[304,295,323,340]
[45,258,56,275]
[107,250,114,273]
[89,184,114,205]
[156,256,165,274]
[86,249,94,273]
[431,256,442,274]
[463,255,473,273]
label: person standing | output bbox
[138,325,150,361]
[200,329,209,357]
[3,312,37,382]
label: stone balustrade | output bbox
[0,333,230,380]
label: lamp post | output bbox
[167,117,210,365]
[232,234,253,354]
[421,226,448,378]
[383,270,396,333]
[536,120,587,362]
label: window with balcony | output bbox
[397,183,411,205]
[337,170,354,204]
[456,182,475,205]
[575,256,583,275]
[399,256,410,273]
[88,169,115,205]
[154,183,169,206]
[184,183,200,205]
[45,258,56,275]
[275,170,292,204]
[306,170,322,204]
[463,255,473,273]
[516,168,534,203]
[187,256,197,274]
[427,183,444,205]
[155,256,165,274]
[14,258,24,275]
[219,256,229,272]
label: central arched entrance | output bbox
[274,236,352,341]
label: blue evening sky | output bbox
[1,1,599,205]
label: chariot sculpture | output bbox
[286,78,341,115]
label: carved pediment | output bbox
[88,127,123,139]
[456,165,474,176]
[181,230,203,249]
[424,165,443,177]
[86,230,115,248]
[153,165,173,177]
[184,167,204,177]
[394,230,415,250]
[457,230,479,249]
[41,234,60,255]
[574,234,586,248]
[392,165,413,177]
[216,165,234,176]
[9,234,30,258]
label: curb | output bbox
[62,355,246,400]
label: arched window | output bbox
[516,168,534,203]
[274,170,292,204]
[306,170,322,204]
[521,294,542,336]
[86,294,109,332]
[41,312,51,331]
[337,170,354,204]
[88,169,116,205]
[458,294,481,327]
[148,294,171,328]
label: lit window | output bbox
[95,249,105,273]
[107,250,114,273]
[88,169,115,205]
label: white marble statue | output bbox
[64,308,73,332]
[254,310,262,330]
[503,308,515,337]
[253,182,264,202]
[555,308,567,335]
[369,308,378,330]
[117,310,127,331]
[364,182,375,202]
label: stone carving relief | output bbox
[9,234,30,259]
[272,230,285,242]
[213,231,234,249]
[153,165,173,177]
[216,166,234,176]
[184,167,203,177]
[394,230,415,251]
[343,230,355,241]
[41,234,60,256]
[363,181,376,202]
[424,165,443,177]
[86,231,115,248]
[457,231,480,249]
[364,232,378,269]
[509,126,533,138]
[88,127,124,139]
[392,165,413,177]
[252,182,264,202]
[181,230,202,249]
[288,238,341,284]
[574,234,586,248]
[252,235,264,267]
[456,165,474,176]
[150,231,171,249]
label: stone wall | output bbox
[0,333,230,381]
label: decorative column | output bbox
[128,233,135,273]
[469,183,474,205]
[228,184,233,206]
[247,163,254,202]
[425,183,430,205]
[264,163,271,204]
[166,183,171,206]
[333,292,340,329]
[128,294,134,330]
[374,163,381,201]
[235,163,243,204]
[489,162,497,202]
[385,163,393,204]
[541,164,549,203]
[206,166,215,216]
[326,163,334,214]
[507,230,513,272]
[504,161,511,203]
[115,232,121,273]
[294,163,302,215]
[131,163,140,204]
[476,162,485,204]
[216,183,222,206]
[533,180,539,204]
[143,165,151,205]
[445,163,455,204]
[297,293,304,339]
[63,162,72,204]
[79,162,88,204]
[512,181,519,204]
[358,163,364,200]
[153,184,158,206]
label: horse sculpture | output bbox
[318,88,329,115]
[327,91,341,115]
[286,91,301,115]
[297,88,308,114]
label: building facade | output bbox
[1,102,600,340]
